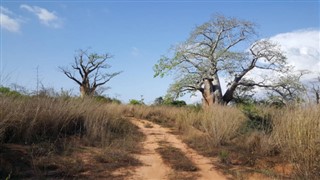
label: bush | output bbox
[238,103,273,133]
[94,95,121,104]
[165,100,187,107]
[0,87,22,97]
[129,99,144,105]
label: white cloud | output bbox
[0,6,21,32]
[1,6,13,15]
[20,4,62,28]
[270,29,320,78]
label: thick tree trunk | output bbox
[212,74,223,104]
[202,76,223,107]
[80,85,95,98]
[316,91,319,104]
[80,86,86,98]
[202,78,215,107]
[223,84,237,104]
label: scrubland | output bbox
[1,95,319,179]
[128,104,320,179]
[0,96,143,179]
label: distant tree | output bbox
[59,49,121,98]
[168,100,187,107]
[263,71,307,105]
[154,96,164,105]
[153,96,186,107]
[154,14,298,107]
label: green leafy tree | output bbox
[154,96,164,105]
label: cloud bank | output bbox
[0,6,21,32]
[270,29,320,77]
[20,4,62,28]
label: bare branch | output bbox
[60,49,121,97]
[59,67,82,85]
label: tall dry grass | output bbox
[0,96,139,146]
[127,105,246,146]
[4,95,316,178]
[127,103,319,178]
[0,96,143,178]
[270,105,320,178]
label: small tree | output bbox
[154,96,164,105]
[60,49,121,98]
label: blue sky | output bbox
[1,1,319,104]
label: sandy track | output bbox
[129,118,227,180]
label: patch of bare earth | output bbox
[126,118,228,180]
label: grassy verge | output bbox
[0,96,144,179]
[127,104,320,179]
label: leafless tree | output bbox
[59,49,121,97]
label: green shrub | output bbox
[94,95,121,104]
[129,99,144,105]
[239,103,273,133]
[0,87,22,97]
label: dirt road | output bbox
[127,118,228,180]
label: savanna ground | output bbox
[1,95,319,179]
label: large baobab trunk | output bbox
[80,85,96,98]
[212,74,223,104]
[202,78,214,107]
[202,77,223,107]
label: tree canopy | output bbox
[154,14,302,106]
[60,49,121,97]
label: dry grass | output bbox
[126,103,320,179]
[128,105,246,146]
[2,95,318,178]
[156,141,198,172]
[270,105,320,178]
[0,96,144,179]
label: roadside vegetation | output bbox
[0,90,144,179]
[1,85,319,179]
[127,103,320,179]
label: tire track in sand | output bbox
[129,118,228,180]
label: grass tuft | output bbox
[156,141,198,172]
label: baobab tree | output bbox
[154,14,298,107]
[60,49,121,97]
